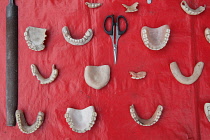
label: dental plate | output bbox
[130,105,163,126]
[204,103,210,122]
[62,26,93,46]
[84,65,110,89]
[129,71,146,79]
[170,62,204,85]
[180,1,206,15]
[205,28,210,43]
[15,110,44,134]
[65,106,97,133]
[122,2,139,13]
[141,25,170,50]
[31,64,58,84]
[85,2,102,8]
[24,26,47,51]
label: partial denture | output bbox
[31,64,58,84]
[180,1,206,15]
[129,71,146,79]
[85,2,102,8]
[122,2,139,13]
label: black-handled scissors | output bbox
[104,15,128,64]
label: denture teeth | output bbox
[15,110,44,134]
[165,33,170,37]
[62,26,93,46]
[142,29,147,33]
[144,41,149,44]
[180,1,205,15]
[130,105,163,126]
[65,106,97,133]
[141,25,170,50]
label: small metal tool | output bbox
[6,0,18,126]
[103,15,128,64]
[147,0,152,4]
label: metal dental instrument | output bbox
[147,0,152,4]
[6,0,18,126]
[103,15,128,64]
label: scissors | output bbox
[103,15,128,64]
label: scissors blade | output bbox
[147,0,152,4]
[113,44,117,64]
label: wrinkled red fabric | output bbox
[0,0,210,139]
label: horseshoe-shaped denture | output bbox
[129,71,146,79]
[130,105,163,126]
[180,1,206,15]
[24,26,47,51]
[15,110,44,134]
[64,106,97,133]
[141,25,170,50]
[205,28,210,43]
[204,103,210,122]
[85,2,102,8]
[31,64,58,84]
[170,62,204,85]
[62,26,93,46]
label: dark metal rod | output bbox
[6,0,18,126]
[9,0,14,4]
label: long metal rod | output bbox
[6,0,18,126]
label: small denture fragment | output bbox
[129,71,146,79]
[85,2,102,8]
[122,2,139,13]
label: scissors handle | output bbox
[104,15,115,35]
[116,15,128,35]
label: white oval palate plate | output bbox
[141,25,170,50]
[84,65,110,89]
[65,106,97,133]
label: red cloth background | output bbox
[0,0,210,139]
